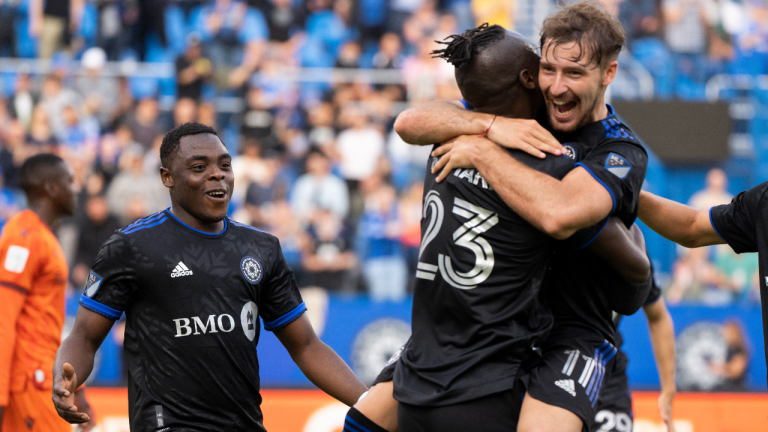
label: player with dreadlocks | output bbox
[341,23,651,432]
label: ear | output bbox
[519,69,537,90]
[42,178,59,199]
[160,166,173,188]
[602,60,618,87]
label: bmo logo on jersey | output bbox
[173,302,260,339]
[173,315,236,337]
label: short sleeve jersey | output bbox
[710,182,768,379]
[0,210,68,405]
[543,105,648,344]
[80,210,305,432]
[393,144,601,407]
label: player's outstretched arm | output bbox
[638,191,723,248]
[643,298,676,432]
[275,314,367,406]
[432,136,613,239]
[394,100,563,157]
[52,307,115,424]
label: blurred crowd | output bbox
[666,168,761,306]
[0,0,766,303]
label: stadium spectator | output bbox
[666,247,722,305]
[75,47,120,129]
[240,85,277,146]
[172,98,199,127]
[29,0,82,59]
[39,74,83,140]
[358,174,407,302]
[290,147,349,222]
[618,0,662,46]
[106,144,168,225]
[95,0,129,60]
[0,169,21,230]
[0,0,18,57]
[714,247,760,304]
[264,0,304,43]
[27,105,58,150]
[7,73,37,130]
[175,34,212,102]
[335,108,385,195]
[372,33,404,70]
[231,137,270,205]
[71,194,121,287]
[471,0,513,29]
[690,168,733,210]
[306,101,336,149]
[192,0,268,88]
[128,97,164,151]
[662,0,710,91]
[711,320,749,392]
[302,208,357,291]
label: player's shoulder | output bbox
[118,210,171,238]
[227,218,280,245]
[0,210,49,247]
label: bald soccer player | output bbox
[0,154,95,432]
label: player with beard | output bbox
[341,24,651,432]
[394,3,649,432]
[50,123,366,431]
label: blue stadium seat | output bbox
[77,1,98,50]
[165,5,188,57]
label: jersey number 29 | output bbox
[415,191,498,289]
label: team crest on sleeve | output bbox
[605,153,631,179]
[240,256,263,284]
[563,144,577,160]
[84,271,103,297]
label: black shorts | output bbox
[527,336,618,431]
[398,388,523,432]
[591,350,633,432]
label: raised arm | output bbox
[275,314,367,406]
[394,100,563,157]
[432,136,613,239]
[52,307,115,424]
[643,298,676,432]
[638,190,723,248]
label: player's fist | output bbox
[52,363,90,424]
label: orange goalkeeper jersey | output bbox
[0,210,68,406]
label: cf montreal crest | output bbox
[240,256,263,284]
[562,144,577,160]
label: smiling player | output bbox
[51,123,366,431]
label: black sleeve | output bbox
[260,238,305,331]
[710,183,768,253]
[577,141,648,227]
[565,217,609,249]
[79,233,139,320]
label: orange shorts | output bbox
[2,385,70,432]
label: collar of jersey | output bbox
[164,208,229,236]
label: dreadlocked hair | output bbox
[432,23,506,69]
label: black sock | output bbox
[343,406,390,432]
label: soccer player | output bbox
[0,154,95,432]
[593,268,677,432]
[344,23,648,432]
[394,4,649,432]
[637,186,768,384]
[51,123,366,431]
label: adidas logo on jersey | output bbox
[555,379,576,397]
[171,262,193,278]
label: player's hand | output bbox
[431,135,495,182]
[658,390,676,432]
[73,388,96,431]
[52,363,90,424]
[486,117,563,158]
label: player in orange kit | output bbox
[0,154,95,431]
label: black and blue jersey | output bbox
[80,209,306,432]
[543,105,649,345]
[710,182,768,381]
